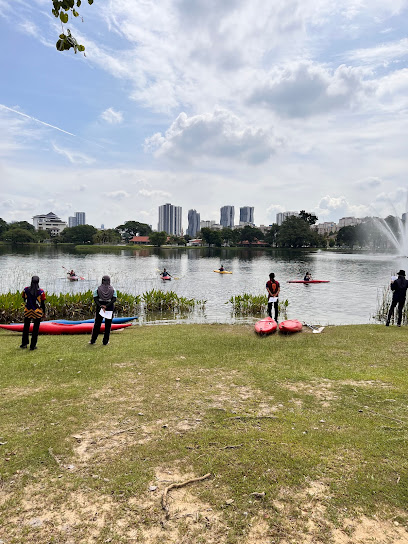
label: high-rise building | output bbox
[68,216,77,228]
[276,211,299,226]
[158,203,182,235]
[187,209,200,237]
[75,212,86,225]
[220,205,234,228]
[240,206,254,225]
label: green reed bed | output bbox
[0,291,141,323]
[142,288,206,313]
[227,292,289,318]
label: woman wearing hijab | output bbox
[21,276,46,350]
[89,275,117,345]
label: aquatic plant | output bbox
[373,286,407,325]
[142,289,206,313]
[0,290,140,323]
[227,293,289,318]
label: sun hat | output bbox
[397,270,406,276]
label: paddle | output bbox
[304,323,325,334]
[62,266,85,280]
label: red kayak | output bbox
[278,320,303,333]
[0,322,132,335]
[161,275,172,281]
[254,317,277,335]
[287,280,330,284]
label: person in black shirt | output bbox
[386,270,408,327]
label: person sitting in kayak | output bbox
[69,269,76,277]
[304,271,312,281]
[219,265,224,272]
[160,268,171,277]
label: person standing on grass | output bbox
[89,275,117,345]
[266,272,280,322]
[386,270,408,327]
[20,276,46,351]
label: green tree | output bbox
[220,228,236,246]
[200,228,222,247]
[276,216,316,248]
[116,221,153,242]
[35,230,51,243]
[53,0,94,55]
[0,218,8,236]
[149,231,167,247]
[299,210,318,226]
[2,228,37,244]
[8,221,36,232]
[240,225,264,244]
[60,224,97,244]
[336,225,358,249]
[264,224,280,247]
[93,229,122,244]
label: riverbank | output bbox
[0,324,407,543]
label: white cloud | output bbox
[249,62,374,117]
[100,107,123,124]
[138,188,171,198]
[103,190,130,200]
[355,177,383,190]
[145,109,280,164]
[315,195,370,221]
[52,143,95,165]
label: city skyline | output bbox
[0,2,407,230]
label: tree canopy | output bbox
[60,224,97,244]
[116,221,153,241]
[149,231,167,247]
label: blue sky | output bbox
[1,0,408,230]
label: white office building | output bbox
[220,205,235,228]
[158,203,182,235]
[32,212,67,235]
[276,211,299,226]
[338,217,362,228]
[187,209,201,237]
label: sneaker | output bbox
[385,322,390,326]
[30,347,37,351]
[103,341,110,346]
[397,324,401,327]
[88,341,95,344]
[20,344,27,349]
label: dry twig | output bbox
[161,473,211,519]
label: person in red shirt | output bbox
[266,272,280,321]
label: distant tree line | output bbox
[0,214,404,249]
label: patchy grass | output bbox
[0,324,407,543]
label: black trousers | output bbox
[387,298,406,325]
[21,317,41,349]
[267,300,279,321]
[90,312,112,344]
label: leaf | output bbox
[88,0,94,4]
[77,0,82,6]
[60,12,69,23]
[73,9,79,16]
[78,45,85,52]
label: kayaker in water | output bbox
[386,269,408,327]
[304,271,312,281]
[20,275,46,351]
[160,268,171,277]
[266,272,280,322]
[89,275,117,345]
[219,265,224,271]
[69,269,76,277]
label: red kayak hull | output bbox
[0,322,132,335]
[254,317,277,335]
[278,320,303,333]
[161,276,172,280]
[287,280,330,284]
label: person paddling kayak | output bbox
[304,271,312,281]
[160,268,171,277]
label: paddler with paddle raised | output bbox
[266,272,280,322]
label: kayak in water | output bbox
[287,280,330,284]
[213,270,232,274]
[161,275,172,280]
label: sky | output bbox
[1,0,408,230]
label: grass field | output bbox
[0,324,407,543]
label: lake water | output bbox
[0,245,406,325]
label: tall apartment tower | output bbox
[75,212,86,225]
[240,206,254,224]
[220,205,235,228]
[68,216,77,228]
[187,209,201,237]
[276,211,299,226]
[158,203,182,235]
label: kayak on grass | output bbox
[213,270,232,274]
[49,316,138,325]
[0,322,132,335]
[278,320,303,333]
[254,317,277,335]
[287,280,330,284]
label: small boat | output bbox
[213,270,232,274]
[287,280,330,284]
[0,322,132,335]
[278,320,303,333]
[161,275,172,281]
[50,316,138,325]
[67,274,79,281]
[254,317,277,335]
